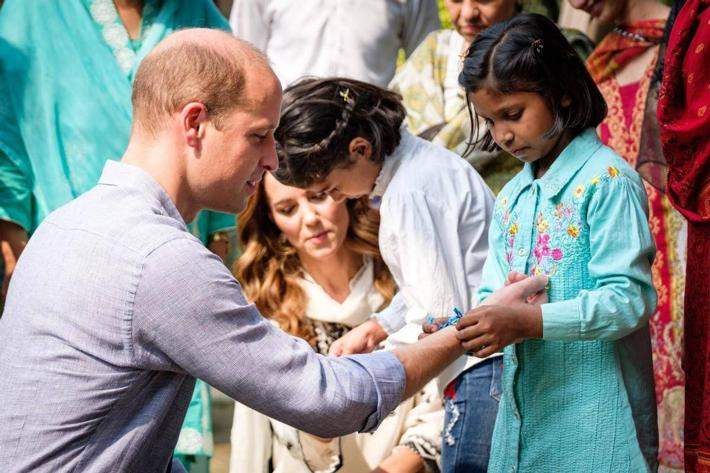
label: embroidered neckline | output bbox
[88,0,160,75]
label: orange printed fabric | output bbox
[587,20,666,84]
[592,16,689,471]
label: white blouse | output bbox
[372,130,499,390]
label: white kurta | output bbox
[372,130,499,390]
[230,258,444,473]
[229,0,440,87]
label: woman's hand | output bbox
[0,220,28,301]
[329,319,388,356]
[372,446,427,473]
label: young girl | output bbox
[455,13,658,472]
[273,77,547,472]
[230,175,443,473]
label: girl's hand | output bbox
[421,274,547,341]
[455,304,543,358]
[329,319,388,356]
[505,271,548,305]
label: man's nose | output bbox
[262,144,278,172]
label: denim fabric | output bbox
[440,356,502,473]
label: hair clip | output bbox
[339,88,352,105]
[531,39,544,54]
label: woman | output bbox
[656,1,709,470]
[0,1,234,470]
[230,174,444,473]
[390,0,593,194]
[569,0,687,470]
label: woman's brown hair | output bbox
[234,181,396,345]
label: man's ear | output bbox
[348,137,373,161]
[181,102,208,149]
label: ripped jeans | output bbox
[441,356,503,473]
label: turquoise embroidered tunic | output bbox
[478,129,659,472]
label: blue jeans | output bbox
[441,357,503,473]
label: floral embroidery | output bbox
[509,223,519,235]
[607,166,620,177]
[590,175,601,185]
[528,200,584,277]
[573,184,585,199]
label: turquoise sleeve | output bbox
[542,175,657,341]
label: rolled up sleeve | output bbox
[131,237,405,437]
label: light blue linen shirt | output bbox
[0,161,405,473]
[477,129,659,472]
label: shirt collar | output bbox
[507,128,602,201]
[369,128,416,201]
[98,160,187,228]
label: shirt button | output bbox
[514,410,521,420]
[518,248,525,257]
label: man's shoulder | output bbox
[44,184,197,259]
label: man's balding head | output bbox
[131,28,273,135]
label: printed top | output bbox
[478,128,659,472]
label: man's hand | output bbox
[329,319,388,356]
[0,220,28,300]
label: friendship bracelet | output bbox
[426,307,464,329]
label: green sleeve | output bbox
[0,147,33,233]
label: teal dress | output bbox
[0,1,233,470]
[477,129,659,472]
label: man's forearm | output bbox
[393,326,464,400]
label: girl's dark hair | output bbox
[459,13,607,153]
[273,77,406,188]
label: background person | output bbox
[568,0,686,468]
[230,174,444,473]
[229,0,440,87]
[656,0,709,470]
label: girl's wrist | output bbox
[519,304,543,339]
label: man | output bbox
[0,29,544,472]
[230,0,440,87]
